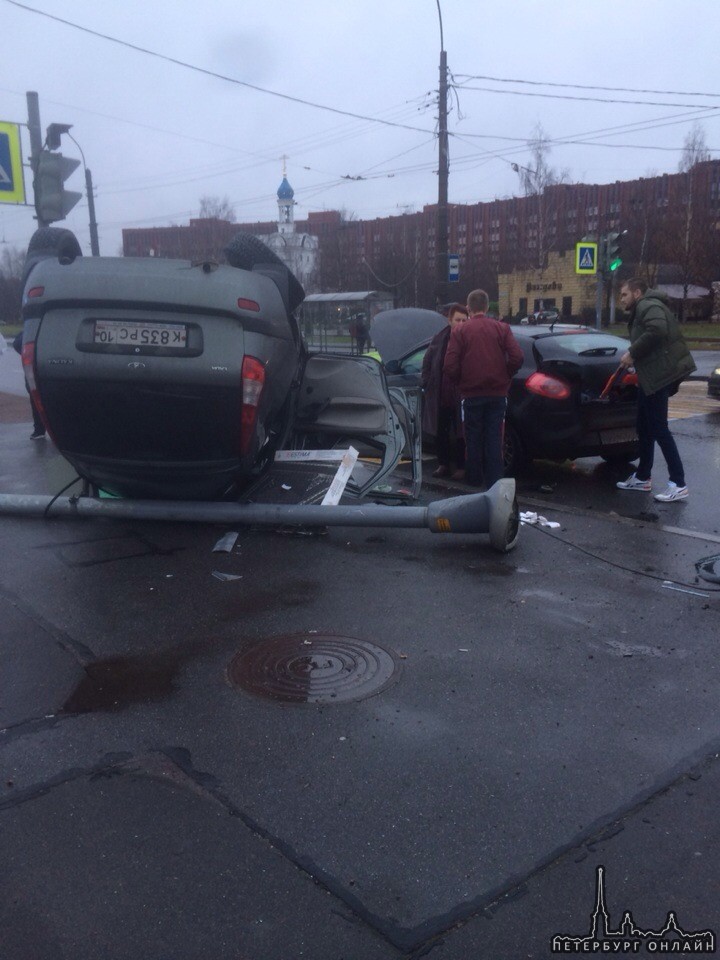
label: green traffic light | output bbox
[608,258,622,272]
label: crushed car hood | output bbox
[370,308,446,364]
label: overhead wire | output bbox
[451,82,720,112]
[454,73,720,100]
[3,0,437,136]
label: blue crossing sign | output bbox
[0,122,26,204]
[575,242,597,275]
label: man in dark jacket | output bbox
[616,279,696,502]
[421,302,467,479]
[443,289,523,488]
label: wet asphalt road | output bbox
[1,394,720,958]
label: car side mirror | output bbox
[385,359,401,374]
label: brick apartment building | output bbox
[123,160,720,317]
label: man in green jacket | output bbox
[616,278,696,502]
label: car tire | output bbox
[224,232,305,313]
[22,227,83,288]
[601,447,640,465]
[503,423,529,476]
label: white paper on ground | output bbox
[520,511,561,529]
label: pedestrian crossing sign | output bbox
[0,121,26,205]
[575,242,597,275]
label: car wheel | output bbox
[601,447,640,465]
[224,232,305,313]
[22,227,82,287]
[503,423,528,476]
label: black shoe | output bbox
[30,429,46,440]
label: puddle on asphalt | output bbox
[61,579,323,712]
[61,652,183,713]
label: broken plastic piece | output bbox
[213,531,239,553]
[212,571,243,581]
[322,446,359,506]
[661,581,708,598]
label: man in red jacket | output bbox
[443,289,523,488]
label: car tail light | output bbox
[240,356,265,455]
[526,371,571,400]
[237,298,260,312]
[26,286,45,299]
[21,341,52,436]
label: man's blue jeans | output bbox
[462,396,507,488]
[636,385,685,486]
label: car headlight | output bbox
[714,367,720,376]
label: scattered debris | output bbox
[281,484,292,491]
[696,553,720,585]
[662,581,708,598]
[213,531,239,553]
[520,511,561,529]
[321,446,359,506]
[212,571,243,582]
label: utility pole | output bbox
[435,1,449,307]
[86,168,100,256]
[595,235,605,330]
[26,91,48,228]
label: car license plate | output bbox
[94,320,187,348]
[600,426,637,445]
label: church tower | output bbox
[277,156,295,235]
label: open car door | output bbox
[289,353,420,498]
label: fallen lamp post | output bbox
[0,480,519,553]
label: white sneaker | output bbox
[654,482,688,502]
[616,473,651,491]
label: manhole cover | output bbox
[227,633,398,704]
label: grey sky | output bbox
[1,0,719,257]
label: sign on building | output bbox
[448,253,459,283]
[575,242,597,275]
[0,122,26,205]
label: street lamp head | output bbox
[46,123,73,150]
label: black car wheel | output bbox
[22,227,82,288]
[224,232,305,314]
[503,422,529,476]
[600,446,640,465]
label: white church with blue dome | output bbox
[262,166,319,290]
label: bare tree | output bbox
[513,124,571,272]
[679,123,710,173]
[514,124,569,197]
[0,244,26,325]
[0,245,26,279]
[198,195,236,222]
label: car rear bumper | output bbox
[517,407,638,462]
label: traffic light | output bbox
[34,150,82,223]
[605,230,626,272]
